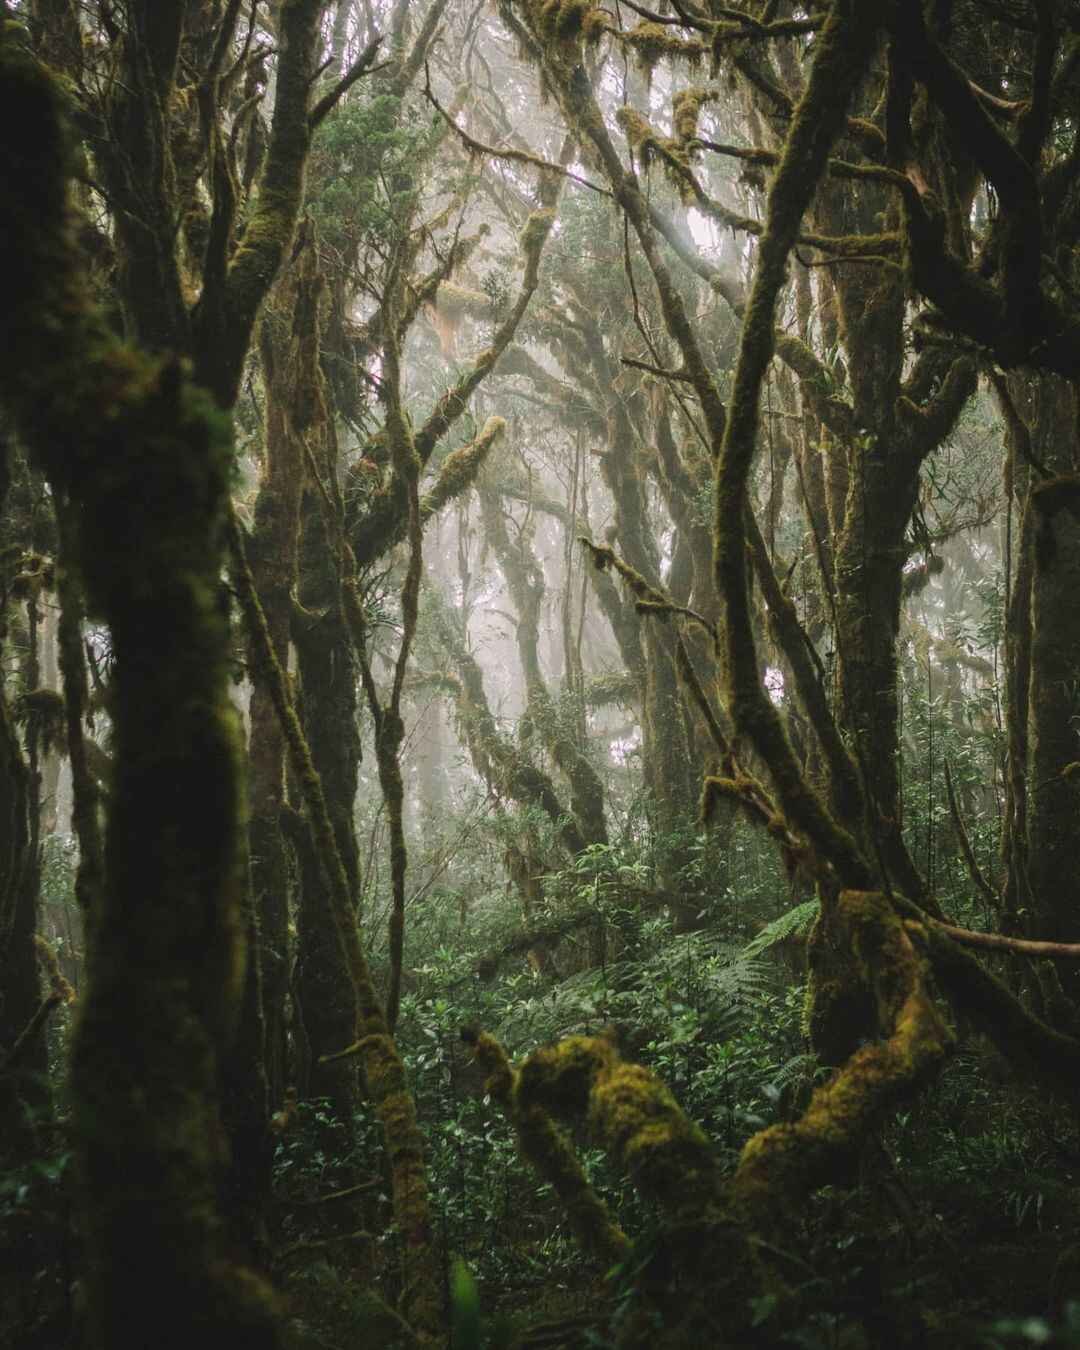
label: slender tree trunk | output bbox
[0,630,35,1159]
[294,487,361,1123]
[241,268,310,1134]
[0,544,46,1152]
[40,604,60,834]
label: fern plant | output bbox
[740,899,820,959]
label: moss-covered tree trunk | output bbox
[244,249,317,1125]
[1021,378,1080,989]
[294,485,362,1122]
[5,583,48,1109]
[831,425,923,886]
[1,447,54,1080]
[812,150,972,909]
[578,318,696,883]
[0,30,284,1346]
[0,454,37,1158]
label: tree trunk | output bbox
[0,38,283,1345]
[294,489,361,1124]
[1022,377,1080,985]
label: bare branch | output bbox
[308,35,384,130]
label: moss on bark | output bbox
[231,526,444,1343]
[464,1029,631,1268]
[734,891,953,1236]
[0,31,281,1346]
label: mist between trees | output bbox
[1,2,1080,1347]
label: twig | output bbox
[0,993,62,1075]
[286,1178,381,1206]
[277,1230,374,1262]
[943,759,999,912]
[423,67,611,197]
[580,537,716,637]
[619,355,694,383]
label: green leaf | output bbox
[451,1259,483,1350]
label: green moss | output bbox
[614,105,700,199]
[580,9,609,42]
[12,687,67,758]
[516,1034,611,1115]
[463,1029,631,1266]
[583,671,639,708]
[463,1029,515,1103]
[700,775,746,826]
[623,22,705,73]
[516,1035,724,1221]
[589,1061,718,1220]
[431,280,491,317]
[534,0,607,44]
[521,206,556,258]
[735,892,953,1235]
[616,105,657,157]
[672,87,706,145]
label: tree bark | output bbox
[0,34,281,1346]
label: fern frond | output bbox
[770,1051,816,1091]
[704,956,771,1001]
[740,900,819,959]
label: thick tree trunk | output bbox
[833,446,923,896]
[1022,377,1080,982]
[0,38,283,1345]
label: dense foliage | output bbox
[1,1,1079,1347]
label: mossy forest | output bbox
[2,1,1080,1346]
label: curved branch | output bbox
[309,35,383,129]
[734,890,953,1233]
[712,2,879,887]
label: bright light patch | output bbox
[765,666,785,704]
[611,730,642,765]
[687,207,716,250]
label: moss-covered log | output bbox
[463,1029,631,1268]
[735,890,953,1233]
[512,1030,746,1346]
[517,1033,725,1223]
